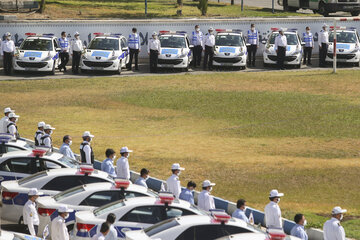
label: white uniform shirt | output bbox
[96,223,117,240]
[0,116,9,133]
[116,156,130,180]
[265,201,282,229]
[323,217,346,240]
[135,177,148,188]
[23,200,39,236]
[80,141,92,164]
[166,174,181,199]
[274,34,287,50]
[70,39,83,53]
[7,122,17,137]
[203,33,215,47]
[42,134,52,148]
[1,39,15,55]
[318,30,329,46]
[198,190,215,211]
[51,216,69,240]
[91,233,106,240]
[147,38,161,53]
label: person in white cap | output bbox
[34,121,45,146]
[264,189,284,230]
[51,205,74,240]
[0,107,14,133]
[197,180,216,211]
[80,131,95,164]
[318,23,329,67]
[323,206,347,240]
[147,31,161,73]
[7,112,20,139]
[40,124,55,150]
[116,146,133,180]
[70,31,83,74]
[274,28,287,70]
[203,27,215,71]
[166,163,184,199]
[1,32,15,75]
[23,188,43,236]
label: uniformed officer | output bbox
[198,180,216,211]
[59,135,75,159]
[318,23,329,67]
[116,146,133,180]
[275,28,287,70]
[92,222,110,240]
[51,205,74,240]
[101,148,116,178]
[291,213,308,240]
[34,121,45,146]
[23,188,43,236]
[247,23,259,67]
[203,27,215,71]
[179,181,196,204]
[96,213,117,240]
[7,112,20,139]
[70,31,83,74]
[232,199,249,223]
[166,163,184,199]
[147,32,161,73]
[323,206,347,240]
[127,27,141,71]
[191,25,204,68]
[58,31,70,72]
[264,189,284,230]
[80,131,95,164]
[302,26,314,66]
[135,168,149,188]
[40,124,55,149]
[1,32,15,75]
[0,107,14,133]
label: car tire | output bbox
[51,61,56,75]
[351,11,360,16]
[18,216,24,225]
[118,61,122,75]
[318,2,329,17]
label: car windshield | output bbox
[18,171,47,185]
[94,200,125,216]
[145,218,180,237]
[54,185,85,201]
[57,155,79,168]
[160,36,186,48]
[329,31,358,43]
[23,143,35,150]
[88,38,119,50]
[215,34,244,46]
[21,39,53,51]
[269,33,299,45]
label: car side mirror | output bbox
[122,47,128,52]
[55,48,61,52]
[261,40,267,44]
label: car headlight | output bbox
[110,56,118,60]
[265,49,272,54]
[238,52,245,56]
[214,51,218,56]
[82,55,88,60]
[43,56,52,61]
[292,50,301,55]
[351,48,359,53]
[179,53,187,58]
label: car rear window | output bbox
[57,155,79,168]
[145,218,180,237]
[94,200,125,216]
[54,185,85,201]
[18,171,47,185]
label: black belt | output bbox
[278,46,286,48]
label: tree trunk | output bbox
[39,0,46,13]
[231,0,234,5]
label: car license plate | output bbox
[92,67,103,70]
[25,68,38,71]
[221,63,233,66]
[162,64,174,68]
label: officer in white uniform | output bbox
[0,107,14,133]
[40,124,55,150]
[23,188,43,236]
[302,26,314,65]
[116,146,133,180]
[34,121,45,146]
[274,28,287,70]
[92,222,110,240]
[166,163,184,199]
[191,25,204,68]
[147,31,161,73]
[80,131,95,164]
[70,31,83,74]
[198,180,216,211]
[323,206,347,240]
[1,32,15,75]
[51,205,74,240]
[203,27,215,71]
[264,189,284,230]
[318,23,329,67]
[127,27,141,71]
[247,23,259,67]
[7,112,20,139]
[135,168,149,188]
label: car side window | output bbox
[2,158,35,174]
[175,226,195,240]
[165,207,194,220]
[0,160,11,172]
[120,206,164,224]
[41,175,107,191]
[53,39,58,49]
[79,191,119,207]
[36,159,63,172]
[120,39,126,49]
[177,224,251,240]
[6,146,22,152]
[123,191,147,199]
[186,37,190,47]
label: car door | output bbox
[0,158,35,183]
[121,38,129,65]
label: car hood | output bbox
[328,43,358,53]
[18,50,56,61]
[215,46,245,57]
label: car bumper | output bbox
[157,57,189,68]
[1,204,23,223]
[213,56,246,66]
[325,3,360,12]
[13,59,54,72]
[263,53,302,65]
[326,52,360,62]
[80,59,120,71]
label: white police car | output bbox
[13,33,60,75]
[73,192,207,239]
[0,134,35,155]
[0,230,43,240]
[215,230,301,240]
[262,28,303,68]
[213,29,247,70]
[158,31,193,71]
[0,165,113,224]
[80,33,129,74]
[37,180,158,234]
[326,27,360,66]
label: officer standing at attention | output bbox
[59,135,75,159]
[274,28,287,70]
[191,25,204,68]
[148,32,161,73]
[7,112,20,139]
[291,213,308,240]
[265,189,284,230]
[91,222,110,240]
[116,146,133,180]
[203,27,215,71]
[34,122,45,146]
[70,32,83,74]
[101,148,116,178]
[323,206,347,240]
[23,188,43,236]
[51,205,74,240]
[232,199,249,223]
[198,180,216,211]
[247,23,259,67]
[127,27,141,71]
[0,107,14,133]
[58,31,70,72]
[80,131,95,164]
[1,32,15,75]
[166,163,184,199]
[179,181,196,204]
[135,168,150,188]
[40,124,55,149]
[318,23,329,67]
[302,26,314,66]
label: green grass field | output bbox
[1,70,359,238]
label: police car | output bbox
[73,192,207,239]
[0,165,113,224]
[37,180,158,234]
[13,33,60,75]
[0,134,35,154]
[158,31,193,71]
[0,230,43,240]
[80,33,129,74]
[215,230,301,240]
[262,28,303,68]
[326,27,360,66]
[213,29,247,70]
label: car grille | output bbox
[327,53,356,59]
[16,61,47,68]
[213,57,242,63]
[83,61,113,68]
[268,55,297,62]
[158,59,183,65]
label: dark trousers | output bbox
[193,45,203,67]
[203,45,214,70]
[150,50,159,73]
[277,46,286,69]
[247,44,257,65]
[127,48,139,70]
[319,43,328,67]
[72,51,81,73]
[303,47,312,64]
[3,52,13,75]
[25,225,38,235]
[59,52,69,70]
